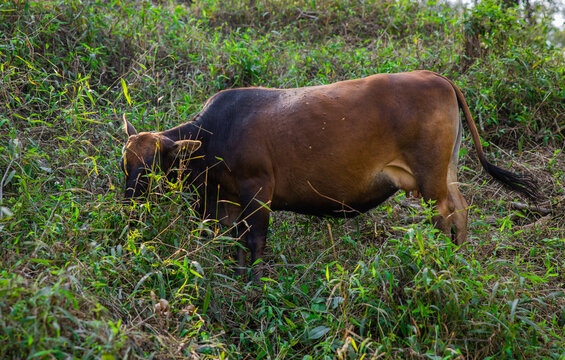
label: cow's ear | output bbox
[123,114,137,137]
[172,140,201,157]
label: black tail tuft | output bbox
[481,159,540,202]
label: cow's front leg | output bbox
[237,180,273,281]
[234,216,269,279]
[235,226,249,278]
[244,209,270,280]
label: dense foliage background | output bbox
[0,0,564,358]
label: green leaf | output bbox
[189,268,203,278]
[121,78,131,106]
[284,316,296,330]
[307,325,331,340]
[31,350,58,358]
[202,284,211,315]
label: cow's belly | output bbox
[213,158,418,220]
[271,166,412,217]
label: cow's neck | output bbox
[162,121,203,142]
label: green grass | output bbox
[1,0,564,358]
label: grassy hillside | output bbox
[0,0,564,359]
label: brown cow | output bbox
[120,71,537,278]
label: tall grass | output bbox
[0,0,564,358]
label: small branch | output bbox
[395,198,422,211]
[402,215,427,224]
[516,215,551,230]
[509,201,551,215]
[296,9,319,20]
[0,158,15,205]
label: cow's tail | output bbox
[437,73,539,201]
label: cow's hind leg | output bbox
[416,166,468,245]
[409,109,468,244]
[447,168,468,245]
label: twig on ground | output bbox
[0,158,15,205]
[516,215,552,230]
[510,201,551,215]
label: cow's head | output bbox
[121,115,201,202]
